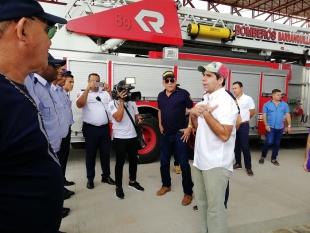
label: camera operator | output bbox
[76,73,115,189]
[108,80,145,200]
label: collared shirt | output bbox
[63,91,74,126]
[157,87,193,135]
[77,89,111,126]
[193,87,238,172]
[108,100,139,138]
[24,73,40,106]
[51,84,69,138]
[236,93,255,122]
[25,74,62,152]
[263,100,290,129]
[0,74,63,232]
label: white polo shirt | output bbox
[193,87,238,172]
[236,93,255,122]
[77,89,111,126]
[108,100,139,139]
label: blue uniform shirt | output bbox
[0,74,64,232]
[51,84,69,138]
[158,87,193,135]
[63,90,74,126]
[263,100,290,129]
[25,74,62,152]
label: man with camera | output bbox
[157,71,194,206]
[108,80,145,199]
[76,73,115,189]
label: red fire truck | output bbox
[41,0,310,163]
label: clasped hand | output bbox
[191,103,219,117]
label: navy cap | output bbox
[48,53,66,66]
[0,0,67,26]
[162,71,175,80]
[62,69,71,75]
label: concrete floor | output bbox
[60,138,310,233]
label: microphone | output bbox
[96,96,101,101]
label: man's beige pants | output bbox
[194,166,231,233]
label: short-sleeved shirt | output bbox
[0,75,63,232]
[77,89,111,126]
[51,84,69,138]
[25,74,62,152]
[236,93,255,122]
[62,90,74,126]
[263,100,290,129]
[108,100,139,138]
[157,87,193,135]
[193,87,239,172]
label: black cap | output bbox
[0,0,67,26]
[48,53,66,66]
[162,71,175,80]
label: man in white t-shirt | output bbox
[108,80,145,200]
[232,81,255,176]
[190,62,238,233]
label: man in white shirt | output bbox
[232,81,255,176]
[190,62,238,233]
[108,80,145,200]
[76,73,115,189]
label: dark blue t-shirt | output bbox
[158,87,193,135]
[0,75,64,233]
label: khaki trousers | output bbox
[194,166,231,233]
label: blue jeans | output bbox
[261,128,283,160]
[160,131,193,195]
[234,123,252,169]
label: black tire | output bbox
[138,116,160,164]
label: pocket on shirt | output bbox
[40,100,53,120]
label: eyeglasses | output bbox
[29,17,53,34]
[29,17,57,39]
[164,79,175,84]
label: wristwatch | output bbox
[188,125,193,128]
[288,125,291,128]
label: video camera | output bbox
[112,77,141,101]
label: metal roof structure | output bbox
[39,0,310,27]
[182,0,310,27]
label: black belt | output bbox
[83,122,109,128]
[240,121,249,125]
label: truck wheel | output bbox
[138,116,160,164]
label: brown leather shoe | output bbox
[156,187,171,196]
[233,163,242,169]
[181,195,192,206]
[246,168,254,176]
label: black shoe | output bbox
[64,179,75,186]
[116,187,124,200]
[101,176,115,185]
[64,188,75,200]
[193,205,198,212]
[128,181,144,192]
[62,208,69,218]
[87,180,94,189]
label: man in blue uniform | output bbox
[60,70,75,186]
[54,69,75,186]
[156,71,194,206]
[0,1,67,232]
